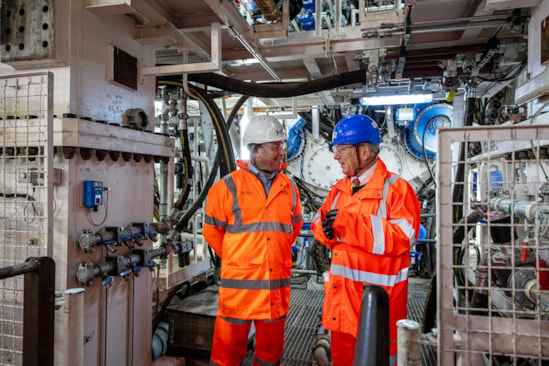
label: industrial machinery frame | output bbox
[437,121,549,365]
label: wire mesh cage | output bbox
[437,123,549,365]
[0,73,53,366]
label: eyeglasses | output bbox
[260,142,286,152]
[329,144,355,153]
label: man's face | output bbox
[332,144,358,176]
[254,141,286,172]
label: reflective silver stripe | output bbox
[224,174,297,234]
[378,179,390,218]
[204,214,227,228]
[223,175,241,223]
[389,218,417,246]
[331,191,342,209]
[254,356,281,366]
[220,277,291,290]
[390,351,397,366]
[312,211,321,225]
[387,175,399,185]
[263,315,286,322]
[219,316,252,325]
[330,263,408,287]
[293,213,304,223]
[372,176,401,253]
[371,213,385,255]
[290,178,297,214]
[226,221,294,234]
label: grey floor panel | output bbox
[241,277,436,366]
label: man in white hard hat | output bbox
[203,115,304,365]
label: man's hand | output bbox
[322,209,338,240]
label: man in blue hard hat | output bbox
[311,114,421,366]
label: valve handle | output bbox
[119,269,132,277]
[520,241,528,264]
[101,276,114,286]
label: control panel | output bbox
[83,181,103,208]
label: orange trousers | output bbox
[210,315,286,366]
[330,330,397,366]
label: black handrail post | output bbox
[353,284,390,366]
[23,257,55,366]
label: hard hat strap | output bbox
[354,144,361,174]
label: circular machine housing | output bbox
[404,103,453,160]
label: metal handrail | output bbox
[0,257,55,366]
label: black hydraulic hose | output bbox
[170,92,248,234]
[188,84,236,175]
[174,127,192,211]
[172,88,193,211]
[422,115,438,186]
[207,95,249,274]
[171,85,235,233]
[452,96,475,222]
[159,81,236,176]
[187,70,366,98]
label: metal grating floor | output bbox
[242,283,324,366]
[407,278,437,366]
[241,276,436,366]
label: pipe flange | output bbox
[509,269,536,310]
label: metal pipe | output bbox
[64,288,85,366]
[489,197,548,222]
[0,260,39,279]
[335,0,342,34]
[228,26,280,81]
[353,285,390,366]
[312,106,320,142]
[313,326,331,366]
[23,257,55,366]
[159,88,170,225]
[315,0,322,37]
[396,319,421,366]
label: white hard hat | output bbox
[242,115,286,147]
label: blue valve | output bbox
[101,276,114,286]
[134,233,144,239]
[147,230,157,237]
[101,239,116,245]
[133,266,142,272]
[146,261,157,269]
[119,269,132,277]
[121,235,132,242]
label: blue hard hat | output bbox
[331,114,382,145]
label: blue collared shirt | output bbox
[248,161,279,196]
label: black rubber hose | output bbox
[187,70,366,98]
[170,84,236,233]
[188,84,236,176]
[170,91,249,233]
[174,127,192,210]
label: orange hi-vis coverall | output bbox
[311,159,421,366]
[203,159,304,366]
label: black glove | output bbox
[322,209,338,240]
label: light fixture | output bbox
[359,93,433,106]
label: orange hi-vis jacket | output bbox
[311,159,421,359]
[203,159,304,320]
